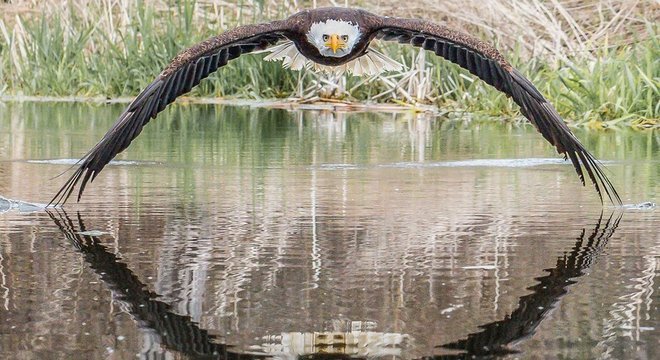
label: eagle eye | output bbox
[341,35,349,42]
[322,34,329,42]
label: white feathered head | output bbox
[306,19,361,57]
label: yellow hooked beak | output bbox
[325,34,345,54]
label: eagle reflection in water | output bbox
[47,210,621,359]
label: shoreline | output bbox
[0,95,442,113]
[3,95,656,129]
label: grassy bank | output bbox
[0,0,658,127]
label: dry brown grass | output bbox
[0,0,657,125]
[2,0,656,61]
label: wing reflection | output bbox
[434,212,622,358]
[47,209,621,360]
[46,209,264,359]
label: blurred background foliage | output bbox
[0,0,657,127]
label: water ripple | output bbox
[384,158,569,168]
[26,159,159,166]
[0,195,46,213]
[621,201,656,211]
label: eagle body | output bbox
[49,7,621,206]
[282,8,378,66]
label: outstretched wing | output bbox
[50,21,290,206]
[375,18,621,205]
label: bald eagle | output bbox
[49,7,621,206]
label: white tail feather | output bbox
[261,41,403,76]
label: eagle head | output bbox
[306,19,361,58]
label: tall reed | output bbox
[0,0,657,126]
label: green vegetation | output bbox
[0,1,657,127]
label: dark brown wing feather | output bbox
[376,18,621,205]
[50,21,289,206]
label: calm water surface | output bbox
[0,102,658,359]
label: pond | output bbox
[0,102,657,359]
